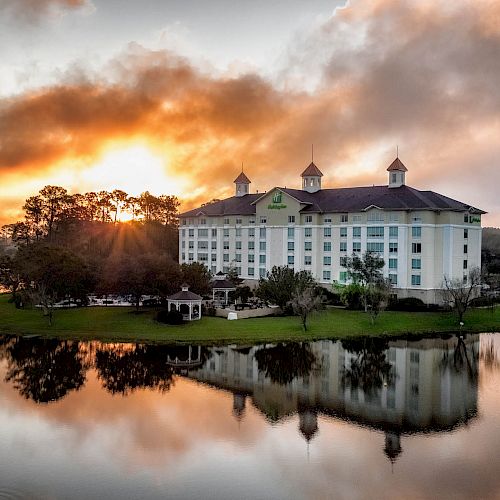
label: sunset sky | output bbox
[1,0,500,226]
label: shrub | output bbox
[387,297,426,311]
[470,296,500,307]
[156,309,184,325]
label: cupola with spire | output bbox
[301,147,323,193]
[234,168,251,197]
[387,155,408,188]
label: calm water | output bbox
[0,333,499,500]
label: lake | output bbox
[0,332,499,499]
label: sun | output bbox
[80,144,186,198]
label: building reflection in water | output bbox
[0,333,480,463]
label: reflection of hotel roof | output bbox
[179,185,485,217]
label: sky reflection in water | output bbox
[0,333,499,499]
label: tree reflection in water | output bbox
[95,344,212,395]
[1,336,89,403]
[254,342,317,385]
[341,337,395,394]
[439,334,479,383]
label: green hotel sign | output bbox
[268,191,287,209]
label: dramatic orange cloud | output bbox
[1,0,500,226]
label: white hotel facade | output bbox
[179,158,484,304]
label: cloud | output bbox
[1,0,500,225]
[0,0,94,22]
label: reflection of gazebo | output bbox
[211,272,236,306]
[167,284,202,321]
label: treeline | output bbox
[1,185,179,245]
[0,185,203,323]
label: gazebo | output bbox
[167,284,202,321]
[211,272,237,306]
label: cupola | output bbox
[234,171,251,197]
[301,162,323,193]
[387,157,408,188]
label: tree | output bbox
[256,266,316,313]
[180,262,212,296]
[442,267,482,323]
[0,254,22,302]
[109,189,129,223]
[365,278,392,324]
[291,286,324,330]
[38,185,69,240]
[226,262,243,285]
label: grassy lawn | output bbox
[0,293,498,344]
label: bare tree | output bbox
[366,278,392,324]
[442,267,482,323]
[291,287,324,331]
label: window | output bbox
[249,219,255,225]
[181,252,186,260]
[389,242,398,253]
[236,241,242,250]
[412,226,422,238]
[235,228,242,237]
[463,274,468,284]
[464,214,469,223]
[323,271,331,280]
[211,266,217,274]
[198,229,208,237]
[288,227,294,239]
[324,227,332,238]
[188,253,194,261]
[259,241,266,251]
[464,229,468,239]
[305,228,312,238]
[211,254,217,262]
[223,228,229,237]
[248,267,254,276]
[412,216,422,223]
[323,256,331,266]
[324,217,332,224]
[288,255,294,265]
[304,255,312,265]
[224,218,230,225]
[389,274,398,285]
[411,275,421,286]
[248,228,255,238]
[353,215,362,222]
[260,216,267,224]
[198,241,208,249]
[200,218,206,225]
[305,241,312,251]
[248,241,255,250]
[412,242,422,254]
[288,241,295,251]
[324,242,331,252]
[464,244,468,254]
[340,242,347,252]
[235,254,242,263]
[353,227,361,238]
[189,229,194,238]
[188,241,194,250]
[211,228,217,237]
[391,173,397,183]
[389,258,398,269]
[182,219,187,226]
[259,255,266,264]
[389,226,398,238]
[288,215,295,224]
[340,256,348,267]
[367,226,384,238]
[259,268,266,278]
[181,229,186,237]
[248,254,255,263]
[353,242,361,253]
[260,227,266,238]
[305,215,313,223]
[181,241,185,249]
[236,218,242,225]
[412,258,421,270]
[223,254,229,262]
[367,211,384,222]
[389,213,400,222]
[463,259,468,270]
[339,271,348,283]
[341,214,348,223]
[223,241,229,250]
[367,242,384,253]
[340,227,347,238]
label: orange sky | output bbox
[1,0,500,226]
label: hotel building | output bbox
[179,158,484,304]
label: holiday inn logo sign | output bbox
[268,191,287,209]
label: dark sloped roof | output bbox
[179,185,485,217]
[180,193,261,217]
[387,157,408,172]
[301,162,323,177]
[167,290,202,301]
[211,279,237,290]
[234,172,251,184]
